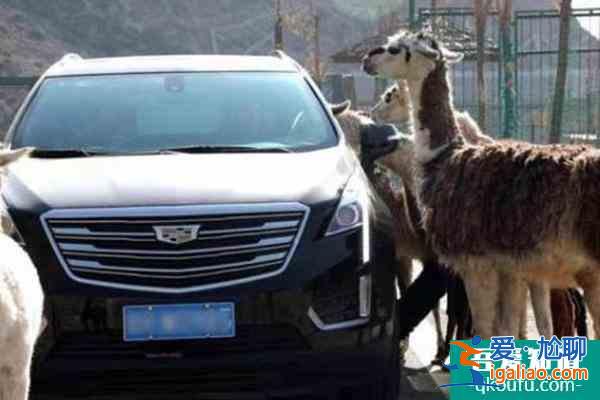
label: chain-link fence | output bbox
[414,6,600,144]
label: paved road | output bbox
[400,298,449,400]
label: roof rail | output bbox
[58,53,84,65]
[272,50,286,59]
[271,50,303,72]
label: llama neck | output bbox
[406,64,460,163]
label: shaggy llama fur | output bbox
[330,102,426,271]
[362,30,600,339]
[333,102,478,360]
[372,81,492,146]
[330,103,451,354]
[0,148,44,400]
[373,79,590,339]
[371,88,532,343]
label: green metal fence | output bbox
[2,8,600,146]
[413,7,600,144]
[514,8,600,144]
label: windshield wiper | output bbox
[30,148,98,158]
[30,148,181,158]
[30,145,293,158]
[162,145,294,154]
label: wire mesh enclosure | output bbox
[415,7,600,144]
[515,8,600,145]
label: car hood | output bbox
[3,147,355,210]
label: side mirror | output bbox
[359,123,400,172]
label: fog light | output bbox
[308,273,372,331]
[359,274,372,318]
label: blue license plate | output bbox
[123,303,235,342]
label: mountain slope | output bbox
[0,0,563,132]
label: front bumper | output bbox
[25,197,398,397]
[33,336,394,398]
[32,227,398,397]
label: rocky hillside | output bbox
[0,0,375,131]
[0,0,561,76]
[0,0,562,132]
[0,0,375,75]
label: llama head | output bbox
[330,102,374,156]
[455,111,494,145]
[359,123,414,178]
[371,81,412,124]
[377,131,416,182]
[0,148,34,167]
[362,30,463,81]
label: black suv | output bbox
[2,52,400,399]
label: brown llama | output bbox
[372,81,494,146]
[369,79,589,339]
[330,102,451,358]
[329,102,427,287]
[362,30,600,339]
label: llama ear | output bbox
[330,100,351,116]
[0,147,34,167]
[442,49,464,64]
[413,41,441,60]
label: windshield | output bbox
[12,72,337,153]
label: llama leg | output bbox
[457,314,468,339]
[550,289,576,337]
[435,276,457,363]
[455,276,472,338]
[518,294,528,339]
[530,282,553,337]
[0,362,31,400]
[437,313,456,362]
[495,273,526,337]
[0,329,36,400]
[432,303,445,354]
[461,266,498,338]
[579,273,600,339]
[570,289,588,337]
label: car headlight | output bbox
[0,197,25,245]
[325,169,371,263]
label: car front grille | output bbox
[41,203,309,293]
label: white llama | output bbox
[0,148,45,400]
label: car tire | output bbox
[382,299,402,400]
[355,299,402,400]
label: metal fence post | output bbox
[409,0,417,30]
[342,75,357,108]
[549,0,572,144]
[500,4,516,139]
[329,74,345,103]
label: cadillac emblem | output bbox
[153,225,200,245]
